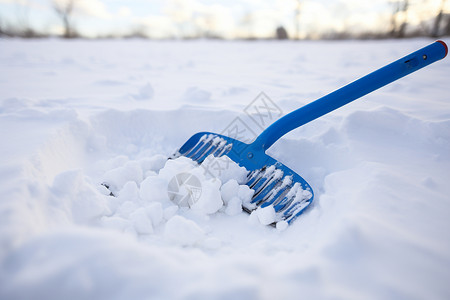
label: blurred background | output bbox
[0,0,449,40]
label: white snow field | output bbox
[0,38,449,300]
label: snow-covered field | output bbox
[0,38,449,300]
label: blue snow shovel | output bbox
[173,40,448,226]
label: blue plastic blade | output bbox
[175,132,314,225]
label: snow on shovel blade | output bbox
[172,132,314,226]
[172,41,447,227]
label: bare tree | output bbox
[52,0,77,38]
[389,0,409,38]
[0,14,5,37]
[445,15,450,36]
[431,0,447,37]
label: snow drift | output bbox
[0,39,449,300]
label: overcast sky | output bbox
[0,0,447,38]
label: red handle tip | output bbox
[437,40,448,58]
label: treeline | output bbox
[283,0,450,40]
[1,0,449,40]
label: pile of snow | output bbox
[97,153,263,247]
[1,39,450,300]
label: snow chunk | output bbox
[130,207,153,235]
[248,210,260,226]
[191,178,223,214]
[238,184,254,204]
[52,170,109,224]
[116,201,138,218]
[102,161,143,191]
[158,156,198,182]
[201,155,248,184]
[224,196,242,216]
[220,179,240,204]
[256,205,276,225]
[117,181,139,201]
[139,154,166,173]
[276,221,289,231]
[145,202,163,227]
[139,176,170,205]
[164,215,205,246]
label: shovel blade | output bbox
[173,132,314,225]
[171,41,449,226]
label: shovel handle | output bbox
[252,40,448,151]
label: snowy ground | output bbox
[0,38,449,300]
